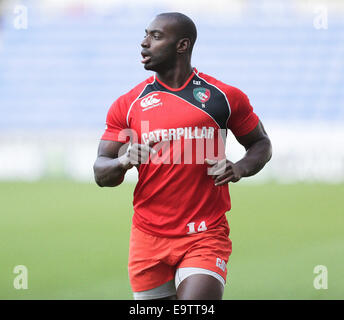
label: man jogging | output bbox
[93,12,272,300]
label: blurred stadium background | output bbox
[0,0,343,299]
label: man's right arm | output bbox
[93,139,156,187]
[93,140,131,187]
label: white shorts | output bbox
[133,267,225,300]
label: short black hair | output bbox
[156,12,197,53]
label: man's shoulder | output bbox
[197,71,245,98]
[118,76,155,105]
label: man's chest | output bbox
[128,90,227,136]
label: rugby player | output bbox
[93,12,272,300]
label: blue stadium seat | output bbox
[0,5,343,129]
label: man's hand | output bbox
[204,121,272,187]
[119,141,156,170]
[205,158,243,186]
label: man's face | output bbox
[141,17,179,72]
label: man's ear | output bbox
[176,38,191,54]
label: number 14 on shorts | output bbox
[186,221,207,234]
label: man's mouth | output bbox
[141,52,151,64]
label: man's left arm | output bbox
[206,120,272,186]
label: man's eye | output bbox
[153,34,161,39]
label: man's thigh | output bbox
[175,268,225,300]
[133,267,225,300]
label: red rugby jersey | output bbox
[101,68,259,237]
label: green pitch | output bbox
[0,180,343,299]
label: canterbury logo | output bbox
[140,94,161,108]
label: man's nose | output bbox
[141,37,149,48]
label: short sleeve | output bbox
[101,96,130,143]
[226,87,259,137]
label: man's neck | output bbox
[156,62,193,89]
